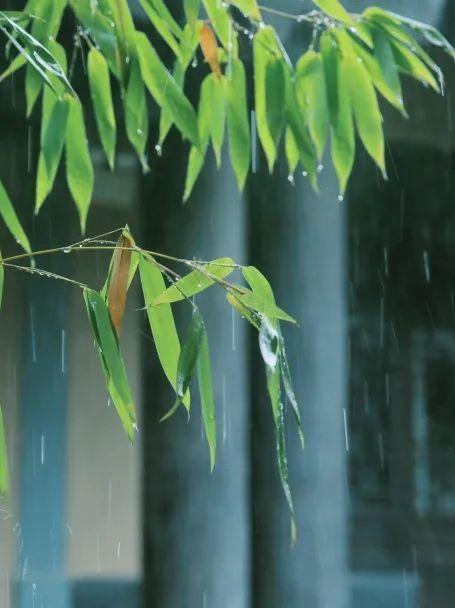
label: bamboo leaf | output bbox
[162,309,205,419]
[183,74,213,201]
[0,404,9,496]
[229,0,261,20]
[139,255,190,410]
[345,55,385,176]
[88,47,117,170]
[154,257,235,305]
[139,0,182,59]
[36,95,69,213]
[233,287,296,324]
[226,59,250,190]
[284,67,318,186]
[84,288,137,441]
[296,51,329,161]
[184,0,201,23]
[253,27,281,172]
[197,332,216,471]
[312,0,354,25]
[285,128,299,177]
[65,97,94,233]
[124,58,149,172]
[141,0,182,39]
[135,32,199,147]
[199,23,221,79]
[107,233,133,337]
[279,337,305,449]
[390,38,439,92]
[265,58,286,148]
[210,77,226,167]
[0,52,26,83]
[0,181,31,253]
[261,320,296,545]
[226,292,259,329]
[371,27,404,112]
[202,0,232,49]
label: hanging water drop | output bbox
[155,143,162,156]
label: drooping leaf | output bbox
[370,27,405,113]
[259,314,280,369]
[390,38,440,92]
[0,404,9,496]
[184,0,200,24]
[285,128,299,177]
[154,257,235,305]
[139,0,182,59]
[162,308,205,419]
[210,77,226,167]
[106,233,133,337]
[230,0,261,20]
[386,12,455,59]
[135,32,199,147]
[345,55,385,176]
[197,332,216,471]
[65,97,94,233]
[84,288,137,441]
[88,47,116,170]
[312,0,354,25]
[124,58,149,171]
[36,95,69,213]
[139,255,190,410]
[0,52,27,83]
[105,0,136,82]
[284,67,318,186]
[265,58,286,148]
[101,228,138,300]
[199,23,221,79]
[226,59,250,190]
[261,320,296,545]
[296,50,329,160]
[0,181,31,253]
[141,0,182,39]
[202,0,232,49]
[183,74,213,201]
[278,337,305,449]
[253,27,281,172]
[226,292,259,329]
[232,287,296,324]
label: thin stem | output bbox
[258,5,312,23]
[0,262,88,289]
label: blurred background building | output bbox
[0,1,455,607]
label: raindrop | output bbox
[136,128,143,135]
[287,174,295,186]
[423,250,431,282]
[317,163,324,173]
[155,144,162,156]
[63,247,72,254]
[337,194,344,202]
[302,170,308,178]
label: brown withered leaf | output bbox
[107,233,133,336]
[199,24,222,79]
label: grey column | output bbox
[143,150,250,608]
[250,164,349,608]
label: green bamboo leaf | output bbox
[283,67,318,186]
[285,128,299,177]
[197,332,216,471]
[296,51,329,161]
[88,47,117,170]
[124,58,149,172]
[184,0,201,23]
[0,404,9,496]
[0,181,31,253]
[141,0,182,38]
[226,59,250,190]
[0,253,3,310]
[210,77,226,168]
[261,320,296,545]
[154,257,235,305]
[105,0,136,80]
[159,63,184,147]
[202,0,232,49]
[162,309,205,420]
[390,38,439,92]
[0,52,26,83]
[312,0,354,25]
[135,32,199,147]
[139,0,182,59]
[84,288,137,441]
[242,265,274,302]
[371,27,404,110]
[265,58,286,148]
[253,27,281,172]
[25,64,44,117]
[345,55,385,176]
[278,337,305,449]
[385,11,455,59]
[139,255,190,410]
[230,0,261,19]
[183,74,213,201]
[331,56,355,195]
[226,292,259,328]
[36,95,69,213]
[233,287,296,324]
[65,97,94,233]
